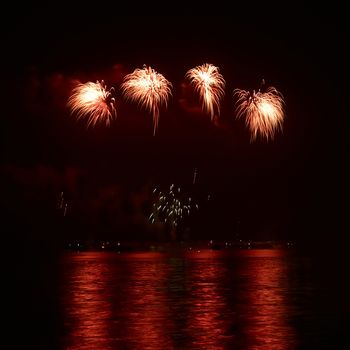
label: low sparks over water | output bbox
[149,184,198,228]
[121,65,172,135]
[67,80,117,127]
[186,63,225,121]
[233,83,285,141]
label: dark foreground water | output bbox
[53,248,347,350]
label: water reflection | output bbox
[233,249,297,349]
[120,253,173,349]
[60,253,114,350]
[60,249,301,349]
[186,253,233,349]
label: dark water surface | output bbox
[54,249,347,349]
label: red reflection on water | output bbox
[120,252,174,349]
[61,252,175,350]
[237,249,297,349]
[186,252,233,349]
[61,252,114,350]
[60,249,298,349]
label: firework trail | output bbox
[233,82,285,141]
[67,80,116,127]
[149,184,198,228]
[57,191,68,216]
[193,168,198,185]
[121,65,172,135]
[185,63,225,121]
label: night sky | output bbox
[1,3,347,246]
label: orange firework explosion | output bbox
[67,80,116,127]
[185,63,225,121]
[233,85,285,141]
[121,65,172,135]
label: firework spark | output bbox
[67,80,116,127]
[185,63,225,121]
[233,83,285,141]
[149,184,198,229]
[121,65,172,135]
[193,168,198,185]
[57,191,68,216]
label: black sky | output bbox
[1,3,347,244]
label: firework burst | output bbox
[121,65,172,135]
[233,83,285,141]
[67,80,116,127]
[185,63,225,121]
[149,184,198,229]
